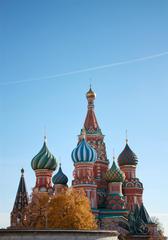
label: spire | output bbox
[44,135,47,143]
[12,169,28,211]
[44,126,47,143]
[21,168,24,175]
[126,129,128,144]
[112,148,115,161]
[11,169,28,226]
[84,86,100,132]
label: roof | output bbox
[12,169,28,212]
[84,87,101,134]
[118,143,138,166]
[139,203,153,224]
[52,165,68,185]
[71,138,97,163]
[105,161,125,182]
[31,140,57,171]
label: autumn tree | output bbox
[47,188,97,230]
[23,188,97,230]
[23,192,49,229]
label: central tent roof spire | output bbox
[84,86,100,132]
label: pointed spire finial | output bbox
[44,126,47,143]
[21,168,24,175]
[126,129,128,144]
[59,157,62,168]
[112,148,115,161]
[81,128,86,139]
[44,135,47,143]
[89,78,92,89]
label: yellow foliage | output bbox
[23,188,97,230]
[23,192,49,228]
[47,188,97,230]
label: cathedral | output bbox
[10,87,160,239]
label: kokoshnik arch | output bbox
[10,87,160,239]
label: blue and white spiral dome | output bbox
[71,138,97,163]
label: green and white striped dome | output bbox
[31,139,57,171]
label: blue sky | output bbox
[0,0,168,234]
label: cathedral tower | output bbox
[31,137,57,193]
[118,140,143,210]
[105,160,126,210]
[72,130,97,209]
[79,87,109,207]
[11,169,28,227]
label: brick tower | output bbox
[117,139,143,210]
[72,130,97,209]
[31,137,57,193]
[105,160,126,210]
[78,87,109,207]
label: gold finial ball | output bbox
[86,87,96,100]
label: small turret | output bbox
[52,164,68,185]
[105,158,126,211]
[52,164,68,194]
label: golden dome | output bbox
[86,87,96,99]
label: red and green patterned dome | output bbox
[118,143,138,166]
[105,161,125,182]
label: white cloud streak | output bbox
[0,51,168,86]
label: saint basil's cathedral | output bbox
[10,87,160,239]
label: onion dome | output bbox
[31,137,57,171]
[105,161,125,182]
[86,86,96,100]
[52,164,68,185]
[71,134,97,163]
[118,143,138,166]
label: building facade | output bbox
[10,87,160,239]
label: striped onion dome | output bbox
[105,161,125,182]
[118,143,138,166]
[52,164,68,185]
[71,138,97,163]
[31,138,57,171]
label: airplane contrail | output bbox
[0,51,168,86]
